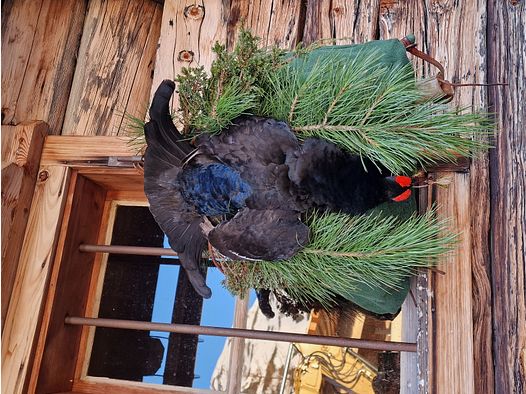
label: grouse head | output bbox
[383,176,413,202]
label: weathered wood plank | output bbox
[152,0,304,119]
[303,0,380,46]
[78,168,145,193]
[40,136,136,166]
[150,0,228,118]
[62,0,162,136]
[32,175,106,394]
[381,1,493,392]
[432,173,475,393]
[1,165,70,394]
[225,0,303,49]
[74,199,119,381]
[379,1,428,73]
[73,377,222,394]
[425,2,489,393]
[1,122,48,331]
[1,0,87,133]
[470,147,495,394]
[487,2,526,393]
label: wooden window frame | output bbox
[20,135,249,394]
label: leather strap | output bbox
[400,35,507,101]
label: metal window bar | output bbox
[65,317,417,353]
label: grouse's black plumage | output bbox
[144,80,412,299]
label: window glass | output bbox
[87,205,236,388]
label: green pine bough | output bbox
[260,51,492,174]
[221,208,455,310]
[174,30,491,174]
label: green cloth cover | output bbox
[306,39,411,68]
[345,197,416,315]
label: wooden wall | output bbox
[1,0,524,393]
[487,2,526,393]
[1,0,162,135]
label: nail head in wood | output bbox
[38,170,49,182]
[178,50,194,62]
[184,4,205,20]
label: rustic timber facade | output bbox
[1,0,524,393]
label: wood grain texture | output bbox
[225,0,303,49]
[379,1,428,74]
[62,0,162,136]
[433,174,475,393]
[74,199,120,382]
[1,0,87,133]
[487,1,526,393]
[40,135,136,166]
[426,2,490,393]
[380,1,496,393]
[303,0,380,45]
[152,0,304,119]
[78,168,145,193]
[1,165,69,394]
[32,175,106,394]
[1,122,48,332]
[73,377,222,394]
[150,0,227,112]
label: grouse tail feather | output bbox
[145,80,194,167]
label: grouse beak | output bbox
[391,176,413,202]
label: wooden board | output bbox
[79,168,146,193]
[1,122,48,329]
[1,0,87,133]
[40,136,137,166]
[62,0,162,136]
[425,2,488,392]
[223,0,303,49]
[380,1,492,392]
[31,175,106,394]
[303,0,380,45]
[1,165,70,394]
[432,173,475,393]
[487,2,526,393]
[73,377,222,394]
[74,199,120,381]
[150,0,227,116]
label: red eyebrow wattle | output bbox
[393,189,412,202]
[395,176,412,188]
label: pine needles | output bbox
[222,208,456,309]
[176,30,286,134]
[260,50,492,173]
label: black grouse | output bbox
[144,80,412,298]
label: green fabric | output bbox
[345,198,416,315]
[347,276,410,315]
[292,38,412,72]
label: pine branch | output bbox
[222,208,457,309]
[261,50,492,173]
